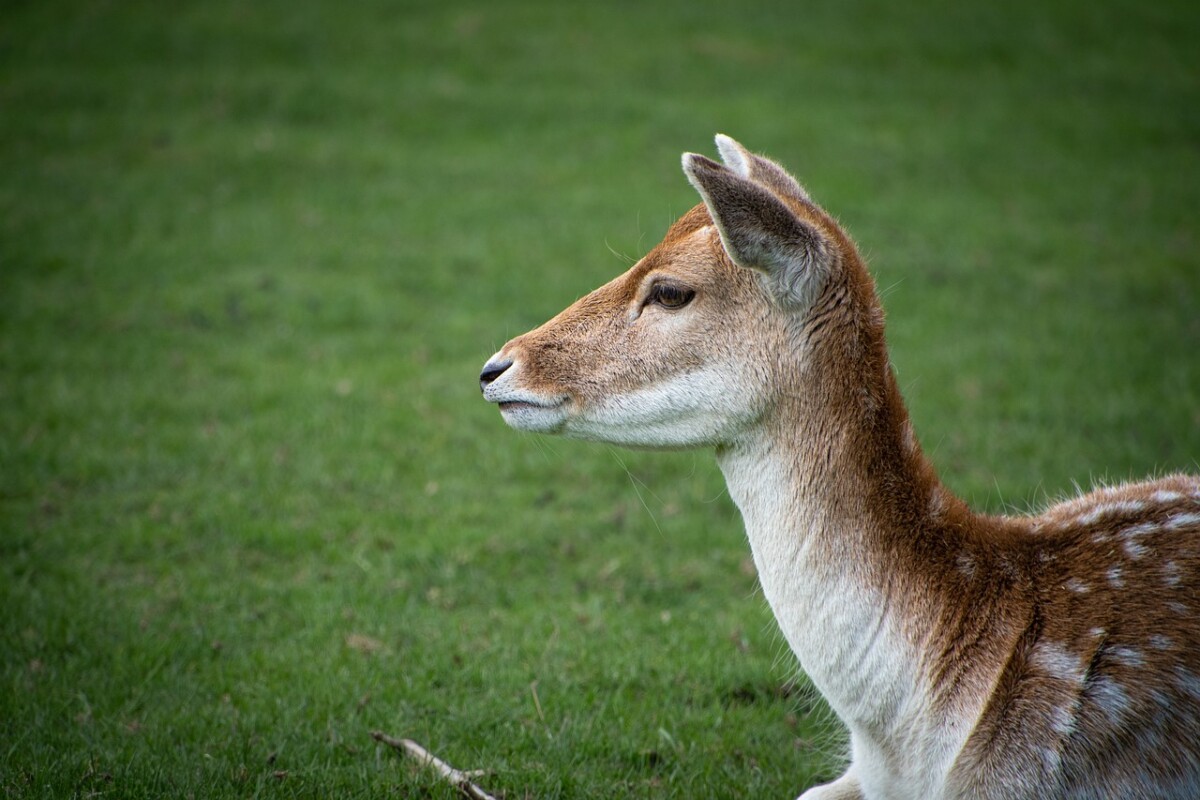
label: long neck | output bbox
[715,289,977,741]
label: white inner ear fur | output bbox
[715,133,751,177]
[757,238,828,312]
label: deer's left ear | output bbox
[682,152,833,310]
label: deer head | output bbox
[480,135,886,451]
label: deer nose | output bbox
[479,357,513,392]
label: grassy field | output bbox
[2,1,1198,797]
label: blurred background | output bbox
[3,1,1197,797]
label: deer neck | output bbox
[715,335,958,741]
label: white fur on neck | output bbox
[717,435,963,798]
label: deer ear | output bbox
[713,134,811,203]
[682,152,832,310]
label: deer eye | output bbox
[647,283,695,309]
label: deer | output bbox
[478,135,1200,799]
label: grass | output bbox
[2,0,1198,797]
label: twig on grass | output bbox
[529,679,551,738]
[371,731,499,800]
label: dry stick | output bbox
[371,731,499,800]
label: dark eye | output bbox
[648,283,695,309]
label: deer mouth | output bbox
[499,400,561,411]
[497,395,568,412]
[493,394,570,433]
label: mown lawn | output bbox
[2,1,1198,797]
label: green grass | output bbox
[3,0,1198,797]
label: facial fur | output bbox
[482,204,799,448]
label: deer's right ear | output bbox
[713,134,812,203]
[682,152,832,310]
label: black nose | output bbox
[479,357,513,392]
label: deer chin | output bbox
[556,367,760,449]
[491,393,571,434]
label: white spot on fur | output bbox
[1107,646,1144,668]
[1123,539,1148,559]
[1077,500,1147,526]
[1050,703,1076,735]
[1089,675,1130,725]
[1089,626,1106,638]
[1151,490,1183,503]
[1107,566,1124,588]
[1149,634,1173,651]
[1167,600,1189,615]
[1064,578,1089,594]
[1122,521,1157,538]
[1165,511,1200,530]
[1031,641,1085,685]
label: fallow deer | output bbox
[479,135,1200,799]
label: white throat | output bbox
[715,434,926,742]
